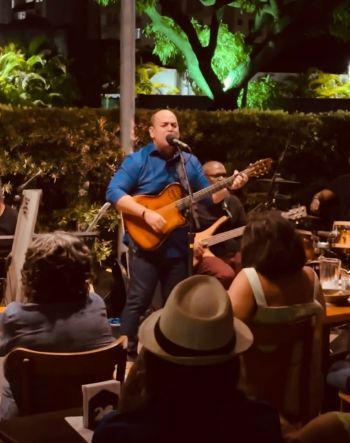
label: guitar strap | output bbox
[175,159,200,230]
[175,159,190,194]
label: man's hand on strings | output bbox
[194,239,207,260]
[230,170,249,190]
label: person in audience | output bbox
[227,210,325,423]
[326,357,350,407]
[228,209,325,321]
[92,275,283,443]
[0,231,114,420]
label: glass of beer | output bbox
[319,257,341,292]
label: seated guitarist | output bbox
[194,161,247,289]
[106,109,247,360]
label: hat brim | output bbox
[138,309,253,366]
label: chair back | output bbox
[4,336,127,416]
[242,315,318,424]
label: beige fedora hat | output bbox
[139,275,253,365]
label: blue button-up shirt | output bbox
[107,143,210,258]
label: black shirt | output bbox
[195,194,246,257]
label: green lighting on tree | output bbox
[145,16,250,98]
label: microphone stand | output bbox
[264,172,281,210]
[175,146,199,277]
[249,135,293,215]
[13,169,43,206]
[263,133,293,210]
[86,202,111,232]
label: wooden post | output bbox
[120,0,135,155]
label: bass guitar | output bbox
[193,206,308,266]
[123,158,273,250]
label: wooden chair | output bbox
[241,315,320,424]
[4,335,127,416]
[338,390,350,411]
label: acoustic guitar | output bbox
[193,206,308,266]
[123,158,273,250]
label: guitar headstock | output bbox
[245,158,273,178]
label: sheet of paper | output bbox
[65,416,93,443]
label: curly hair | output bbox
[21,231,93,303]
[241,210,306,279]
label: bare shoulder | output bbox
[302,265,317,282]
[228,268,250,292]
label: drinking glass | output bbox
[319,257,341,291]
[341,269,350,292]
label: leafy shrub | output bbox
[2,105,350,260]
[0,37,79,107]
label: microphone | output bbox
[166,134,192,153]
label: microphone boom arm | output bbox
[16,169,43,193]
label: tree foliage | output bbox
[97,0,350,109]
[135,62,178,94]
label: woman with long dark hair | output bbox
[228,210,325,321]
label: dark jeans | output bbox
[327,360,350,393]
[121,248,188,355]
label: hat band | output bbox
[154,319,236,357]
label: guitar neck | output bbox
[176,167,249,211]
[175,158,272,212]
[200,207,305,248]
[203,225,245,248]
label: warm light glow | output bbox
[348,62,350,78]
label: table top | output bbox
[0,408,87,443]
[325,303,350,325]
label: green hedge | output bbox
[1,105,350,258]
[136,108,350,181]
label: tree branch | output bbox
[158,0,223,94]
